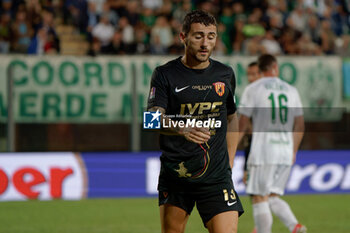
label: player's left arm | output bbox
[293,115,304,163]
[227,112,239,169]
[292,89,304,163]
[238,114,250,144]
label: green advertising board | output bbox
[0,55,344,123]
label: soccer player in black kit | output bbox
[147,10,244,233]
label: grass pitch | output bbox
[0,194,349,233]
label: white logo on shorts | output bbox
[227,200,237,206]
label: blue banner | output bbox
[81,150,350,198]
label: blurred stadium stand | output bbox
[0,0,350,152]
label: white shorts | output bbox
[246,164,291,196]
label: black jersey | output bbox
[147,57,237,185]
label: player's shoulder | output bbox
[156,57,180,73]
[245,77,266,91]
[210,58,234,73]
[276,78,300,93]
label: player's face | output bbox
[182,23,217,63]
[247,65,261,83]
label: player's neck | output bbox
[262,71,278,78]
[181,55,210,69]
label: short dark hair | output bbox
[258,54,277,72]
[182,10,217,35]
[248,61,258,68]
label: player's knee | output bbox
[229,224,238,233]
[252,195,268,204]
[163,222,185,233]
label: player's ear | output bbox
[180,32,187,45]
[272,62,279,76]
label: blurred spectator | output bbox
[218,23,231,53]
[87,38,101,56]
[133,24,150,54]
[319,18,336,54]
[124,0,140,26]
[168,34,183,55]
[267,13,283,40]
[296,34,322,55]
[141,7,156,29]
[261,30,282,55]
[25,0,42,30]
[331,3,350,36]
[87,0,106,15]
[231,15,245,54]
[0,13,11,53]
[156,0,172,17]
[213,37,227,56]
[231,2,246,24]
[2,0,350,56]
[27,28,54,54]
[288,4,308,32]
[87,1,99,35]
[304,14,321,44]
[118,16,134,52]
[243,36,266,55]
[280,26,301,54]
[243,8,265,38]
[0,0,13,18]
[102,2,119,26]
[110,30,127,54]
[150,15,172,54]
[220,6,234,34]
[334,35,350,56]
[11,10,33,53]
[142,0,162,10]
[173,0,191,23]
[92,14,114,53]
[198,0,218,16]
[64,0,88,33]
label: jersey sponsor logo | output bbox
[180,102,223,115]
[192,85,212,91]
[213,82,225,96]
[227,200,237,206]
[175,86,190,93]
[143,110,161,129]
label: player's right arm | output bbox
[147,68,210,144]
[147,106,210,144]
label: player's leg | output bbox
[268,194,306,233]
[160,204,190,233]
[251,195,273,233]
[246,165,273,233]
[206,211,238,233]
[196,181,243,233]
[267,165,306,232]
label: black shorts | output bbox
[158,181,244,226]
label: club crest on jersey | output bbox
[213,82,225,96]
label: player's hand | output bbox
[243,171,248,185]
[179,127,211,144]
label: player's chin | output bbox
[196,53,210,62]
